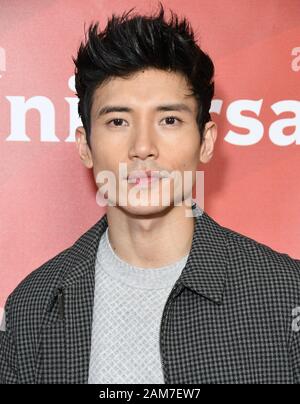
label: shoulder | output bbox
[217,218,300,297]
[5,246,71,324]
[4,214,107,322]
[224,222,299,270]
[7,215,106,303]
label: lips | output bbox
[127,169,169,184]
[128,170,160,181]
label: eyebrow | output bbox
[96,103,193,118]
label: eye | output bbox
[161,116,182,126]
[107,118,128,127]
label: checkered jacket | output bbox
[1,206,300,384]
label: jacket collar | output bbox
[62,202,228,304]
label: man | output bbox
[1,4,299,384]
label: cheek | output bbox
[91,148,124,183]
[90,133,118,163]
[90,149,112,183]
[91,129,127,156]
[175,142,200,171]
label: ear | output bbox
[75,126,93,169]
[199,121,218,164]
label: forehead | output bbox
[91,68,197,113]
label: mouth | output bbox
[127,170,169,186]
[127,176,160,186]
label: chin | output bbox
[117,200,174,218]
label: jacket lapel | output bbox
[179,205,228,304]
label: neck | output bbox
[105,203,195,268]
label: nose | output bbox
[128,125,159,161]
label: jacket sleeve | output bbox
[0,296,18,384]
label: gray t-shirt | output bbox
[88,227,189,384]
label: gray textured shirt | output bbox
[88,227,189,384]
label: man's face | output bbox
[76,68,217,215]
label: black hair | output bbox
[73,2,215,148]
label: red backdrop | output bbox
[1,0,300,323]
